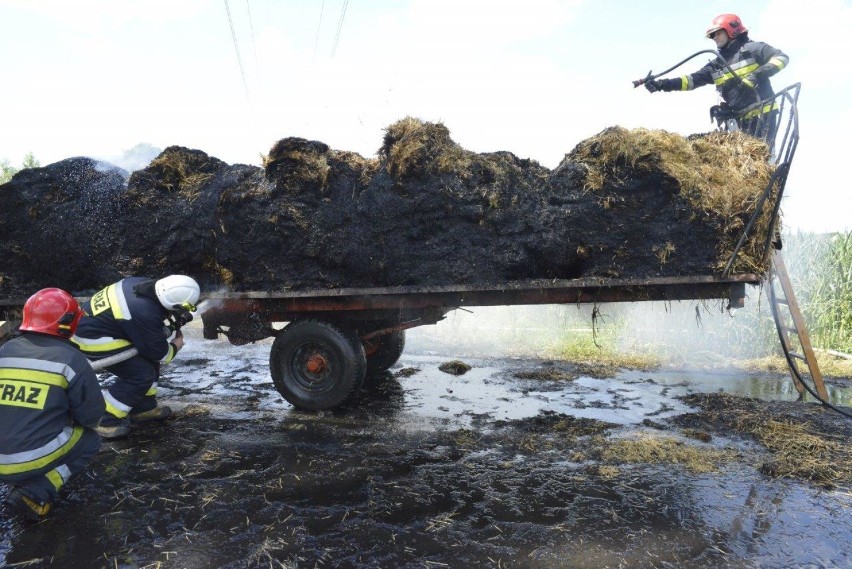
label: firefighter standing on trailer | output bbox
[644,14,789,138]
[0,288,105,521]
[72,275,200,440]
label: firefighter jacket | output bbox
[72,277,178,364]
[0,333,105,477]
[659,35,789,116]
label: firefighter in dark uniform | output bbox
[72,275,200,440]
[645,13,789,141]
[0,288,104,521]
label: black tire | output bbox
[201,316,219,340]
[365,331,406,376]
[269,320,366,410]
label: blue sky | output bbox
[1,0,849,232]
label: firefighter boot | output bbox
[129,405,173,423]
[95,413,131,440]
[6,487,53,521]
[129,396,172,424]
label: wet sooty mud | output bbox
[1,339,850,568]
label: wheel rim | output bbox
[289,342,335,392]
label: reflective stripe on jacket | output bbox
[0,334,104,475]
[73,277,176,364]
[673,35,788,114]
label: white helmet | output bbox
[155,275,200,311]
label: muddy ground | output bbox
[1,324,850,569]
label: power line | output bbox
[331,0,349,58]
[313,0,325,64]
[245,0,262,88]
[224,0,250,101]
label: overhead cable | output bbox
[313,0,325,63]
[331,0,349,58]
[246,0,262,88]
[224,0,251,101]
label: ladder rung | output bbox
[774,297,789,305]
[789,352,806,361]
[783,326,799,335]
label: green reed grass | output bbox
[788,231,852,353]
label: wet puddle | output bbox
[1,325,850,568]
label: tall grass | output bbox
[608,230,852,358]
[799,232,851,352]
[626,232,852,358]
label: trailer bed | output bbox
[199,273,760,314]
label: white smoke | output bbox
[405,290,777,366]
[101,142,162,173]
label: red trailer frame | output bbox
[190,274,759,410]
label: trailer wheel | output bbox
[202,316,220,340]
[270,320,366,410]
[364,331,406,376]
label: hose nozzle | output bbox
[632,70,654,88]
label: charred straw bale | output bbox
[210,138,382,291]
[354,118,562,286]
[128,146,227,204]
[265,138,331,197]
[380,116,486,184]
[0,118,780,297]
[571,127,777,274]
[0,157,127,296]
[114,147,236,290]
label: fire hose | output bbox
[89,347,140,371]
[632,48,762,121]
[631,49,721,88]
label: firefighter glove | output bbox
[644,79,663,93]
[742,73,758,89]
[710,104,735,126]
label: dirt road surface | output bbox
[1,323,850,569]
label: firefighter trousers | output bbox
[101,353,160,419]
[0,427,101,504]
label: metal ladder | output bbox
[766,249,828,400]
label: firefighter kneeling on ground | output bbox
[72,275,200,440]
[0,288,105,521]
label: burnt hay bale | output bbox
[117,147,230,290]
[569,127,776,275]
[0,157,127,297]
[0,118,777,297]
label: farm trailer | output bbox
[3,85,824,410]
[195,85,822,411]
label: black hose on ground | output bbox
[783,352,852,420]
[769,289,852,420]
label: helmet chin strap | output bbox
[56,312,76,337]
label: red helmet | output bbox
[706,13,747,39]
[20,288,84,338]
